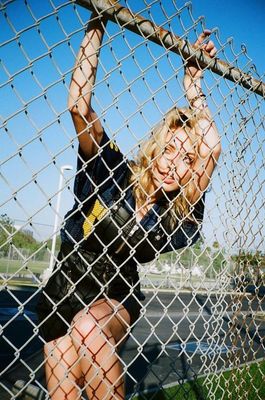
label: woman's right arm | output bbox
[68,12,106,158]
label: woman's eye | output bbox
[162,147,171,157]
[184,156,193,164]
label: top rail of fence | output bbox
[76,0,265,98]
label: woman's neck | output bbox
[135,185,164,222]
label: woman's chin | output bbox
[162,182,179,192]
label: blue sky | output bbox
[0,0,264,251]
[192,0,264,75]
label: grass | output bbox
[0,258,48,275]
[132,359,265,400]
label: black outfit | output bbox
[37,130,204,342]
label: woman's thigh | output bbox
[44,335,83,400]
[71,297,131,346]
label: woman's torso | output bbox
[61,129,204,264]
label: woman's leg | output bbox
[44,335,83,400]
[71,298,131,400]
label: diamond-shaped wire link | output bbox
[0,1,264,400]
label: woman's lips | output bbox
[157,169,175,184]
[163,177,175,184]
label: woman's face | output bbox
[151,127,197,193]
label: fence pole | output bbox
[76,0,265,97]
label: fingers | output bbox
[205,40,217,57]
[195,29,212,45]
[194,30,217,58]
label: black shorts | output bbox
[36,244,144,342]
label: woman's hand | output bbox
[185,30,217,81]
[183,30,217,110]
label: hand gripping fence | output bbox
[0,1,264,399]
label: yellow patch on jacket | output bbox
[83,199,108,237]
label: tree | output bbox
[0,214,48,257]
[232,250,265,286]
[0,214,14,256]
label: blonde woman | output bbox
[37,11,221,400]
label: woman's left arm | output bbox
[183,30,221,203]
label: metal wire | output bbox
[0,1,264,399]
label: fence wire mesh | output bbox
[0,0,264,399]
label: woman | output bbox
[37,11,221,400]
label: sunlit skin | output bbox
[151,127,197,197]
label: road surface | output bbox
[0,286,264,399]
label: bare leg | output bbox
[71,298,131,400]
[44,335,83,400]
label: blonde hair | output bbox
[130,107,201,228]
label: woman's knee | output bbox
[71,308,112,347]
[70,299,129,346]
[44,336,81,369]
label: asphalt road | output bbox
[122,290,265,396]
[0,287,264,399]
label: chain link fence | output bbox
[0,0,264,399]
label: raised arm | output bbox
[183,30,221,202]
[68,12,106,158]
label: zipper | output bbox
[102,263,114,296]
[103,270,110,295]
[115,224,139,255]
